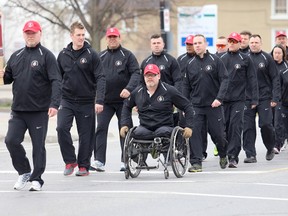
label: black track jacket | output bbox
[220,50,259,104]
[99,45,140,104]
[57,41,105,104]
[183,51,229,107]
[4,43,61,111]
[248,51,280,102]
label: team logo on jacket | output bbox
[31,60,39,67]
[80,58,87,64]
[258,62,265,68]
[115,61,122,66]
[157,96,164,102]
[234,64,241,69]
[205,65,212,71]
[159,65,165,70]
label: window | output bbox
[271,0,288,19]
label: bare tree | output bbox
[5,0,160,50]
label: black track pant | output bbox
[5,111,48,186]
[94,103,125,164]
[57,100,95,170]
[189,106,227,165]
[243,100,275,158]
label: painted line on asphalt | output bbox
[0,169,287,174]
[0,190,287,202]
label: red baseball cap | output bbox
[23,20,42,32]
[228,32,241,42]
[276,31,287,38]
[185,35,194,44]
[106,27,120,37]
[144,64,160,75]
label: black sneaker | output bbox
[219,157,228,169]
[243,156,257,163]
[188,163,202,172]
[266,150,275,161]
[228,159,237,168]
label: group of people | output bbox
[0,19,287,191]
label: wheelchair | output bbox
[123,126,190,179]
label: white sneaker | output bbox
[14,173,31,190]
[29,181,42,191]
[91,160,105,172]
[273,147,280,154]
[120,162,126,171]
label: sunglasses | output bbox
[228,39,239,44]
[216,44,226,48]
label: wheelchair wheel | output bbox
[169,126,189,178]
[123,127,141,178]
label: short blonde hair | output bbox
[70,21,85,34]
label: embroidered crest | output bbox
[80,58,87,64]
[31,60,39,67]
[157,96,164,102]
[259,62,265,68]
[205,65,212,71]
[159,65,165,70]
[115,60,122,66]
[234,64,241,69]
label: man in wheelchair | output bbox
[119,64,193,178]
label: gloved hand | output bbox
[183,127,192,139]
[120,126,129,138]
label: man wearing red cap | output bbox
[0,20,61,191]
[177,35,195,77]
[92,27,140,172]
[275,31,288,60]
[120,64,193,141]
[219,32,258,168]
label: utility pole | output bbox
[160,0,170,51]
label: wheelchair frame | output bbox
[123,126,190,179]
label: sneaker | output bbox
[90,160,105,172]
[188,163,202,172]
[219,157,228,169]
[213,146,219,156]
[281,140,287,151]
[29,181,42,191]
[63,163,78,176]
[120,162,126,171]
[228,159,237,168]
[75,167,89,176]
[266,150,275,161]
[273,147,280,154]
[14,173,31,190]
[244,156,257,163]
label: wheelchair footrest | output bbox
[136,166,157,170]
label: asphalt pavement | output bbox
[0,86,288,215]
